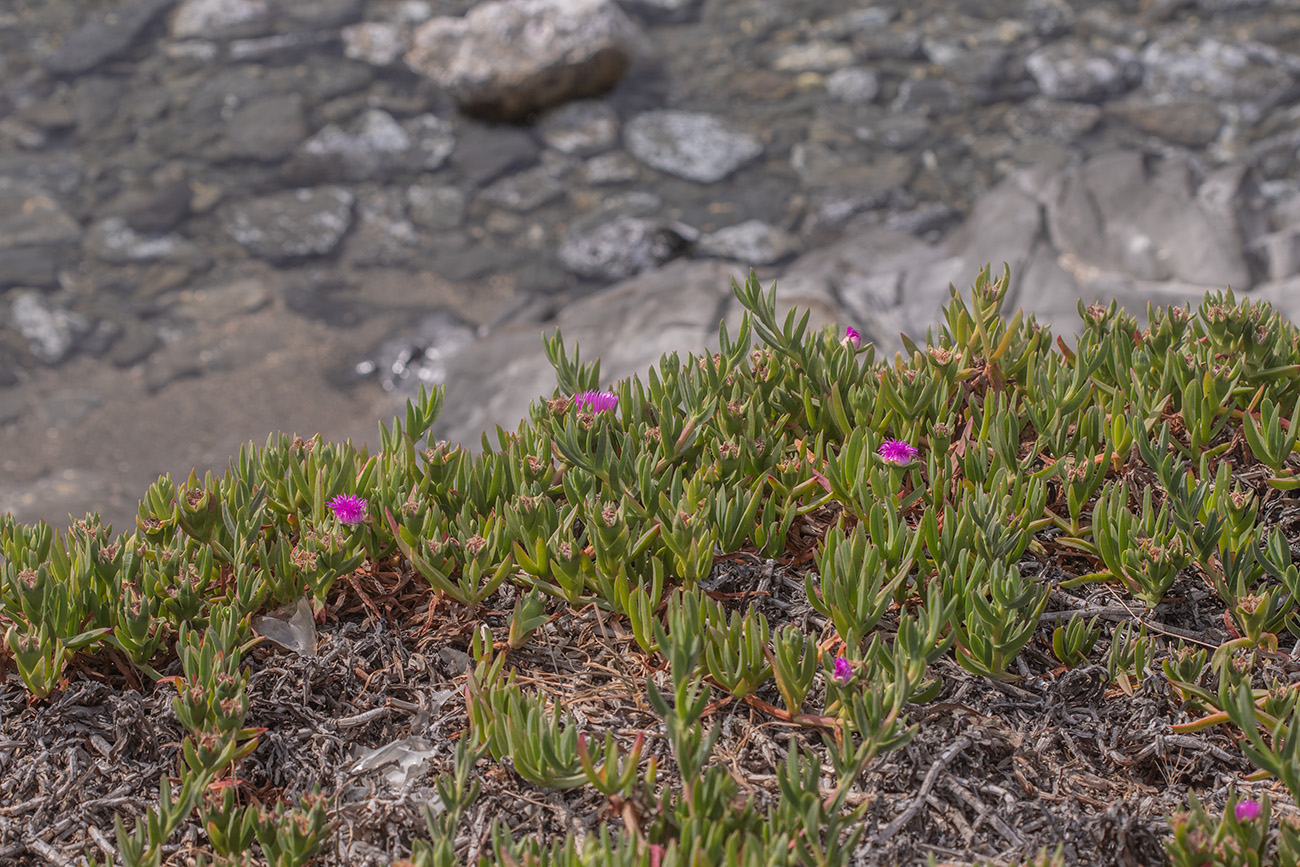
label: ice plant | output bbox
[832,656,852,684]
[842,326,860,347]
[573,389,618,413]
[1235,799,1262,822]
[877,438,920,466]
[326,494,368,525]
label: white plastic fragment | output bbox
[251,596,318,657]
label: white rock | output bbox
[171,0,270,38]
[405,0,651,121]
[342,22,408,67]
[624,110,763,183]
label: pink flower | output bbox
[1236,799,1262,822]
[877,438,920,466]
[573,389,618,413]
[327,494,368,525]
[833,656,853,684]
[842,326,861,347]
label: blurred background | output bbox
[1,0,1299,532]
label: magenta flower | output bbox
[832,656,853,684]
[1235,799,1262,822]
[574,389,618,413]
[842,326,861,347]
[327,494,368,525]
[877,438,920,466]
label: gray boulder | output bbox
[480,157,574,212]
[84,218,209,267]
[624,110,763,183]
[1026,42,1141,103]
[342,22,408,67]
[0,181,82,248]
[9,291,92,366]
[559,216,697,280]
[1142,36,1297,122]
[697,220,799,266]
[1039,152,1253,289]
[44,0,176,77]
[170,0,272,38]
[404,0,651,122]
[223,94,308,161]
[287,110,455,183]
[538,101,620,156]
[223,187,355,263]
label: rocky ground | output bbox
[2,0,1300,530]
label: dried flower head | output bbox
[877,438,920,466]
[327,494,368,525]
[573,390,618,413]
[291,545,316,571]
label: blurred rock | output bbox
[85,218,209,267]
[405,0,651,121]
[43,0,176,76]
[624,110,763,183]
[342,22,408,67]
[697,220,799,265]
[559,216,696,280]
[0,180,82,248]
[0,247,59,288]
[8,291,92,365]
[826,67,880,104]
[223,187,355,262]
[479,156,573,212]
[407,184,467,230]
[223,94,308,161]
[287,110,455,183]
[537,101,620,156]
[1026,42,1142,102]
[171,0,272,38]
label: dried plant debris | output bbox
[5,269,1300,866]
